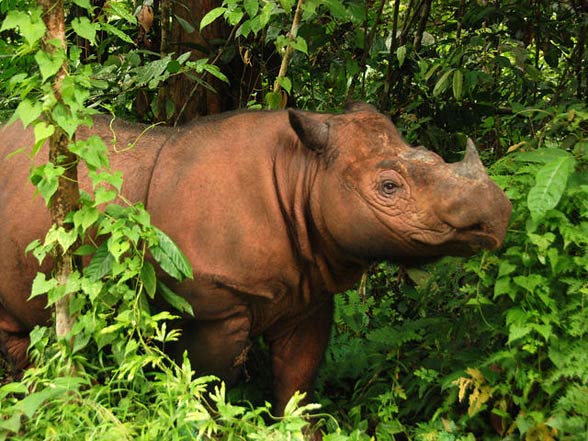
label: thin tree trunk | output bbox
[380,0,401,111]
[456,0,465,45]
[359,0,386,99]
[399,0,421,47]
[273,0,304,104]
[413,0,432,52]
[38,0,80,349]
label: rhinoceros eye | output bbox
[380,180,399,196]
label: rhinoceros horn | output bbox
[452,138,486,179]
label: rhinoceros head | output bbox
[288,103,511,264]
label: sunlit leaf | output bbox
[527,154,576,221]
[16,99,43,128]
[30,272,58,298]
[200,7,226,31]
[157,281,194,316]
[85,242,114,281]
[71,17,98,44]
[433,68,454,97]
[150,227,193,281]
[452,69,463,100]
[396,45,406,67]
[0,9,45,45]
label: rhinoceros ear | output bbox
[344,101,378,114]
[288,109,329,153]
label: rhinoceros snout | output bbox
[444,188,512,253]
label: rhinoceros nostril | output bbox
[462,222,484,233]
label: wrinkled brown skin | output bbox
[0,104,511,414]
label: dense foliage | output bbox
[1,0,587,439]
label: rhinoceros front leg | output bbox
[267,297,333,416]
[172,304,252,386]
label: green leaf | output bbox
[0,413,20,434]
[99,22,135,44]
[276,76,292,94]
[51,103,83,138]
[527,154,576,221]
[16,99,43,128]
[30,163,65,204]
[44,226,78,254]
[279,0,295,10]
[72,0,92,10]
[508,323,533,344]
[1,9,46,46]
[150,227,193,281]
[0,382,28,398]
[69,136,109,170]
[85,242,114,281]
[141,261,157,298]
[73,206,100,231]
[30,272,58,298]
[71,17,98,44]
[74,244,96,256]
[244,0,259,17]
[453,69,463,100]
[291,36,308,55]
[173,14,195,34]
[324,0,348,19]
[94,187,118,205]
[157,281,194,316]
[433,68,454,97]
[33,122,55,154]
[106,1,137,24]
[34,48,66,83]
[257,1,274,29]
[515,148,571,164]
[396,45,407,67]
[19,387,67,419]
[200,7,226,31]
[202,63,230,83]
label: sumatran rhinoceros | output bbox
[0,103,511,413]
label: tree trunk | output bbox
[413,0,432,52]
[38,0,80,346]
[161,0,226,124]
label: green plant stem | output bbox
[272,0,304,100]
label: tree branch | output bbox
[273,0,304,103]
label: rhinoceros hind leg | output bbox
[0,330,31,373]
[0,304,31,373]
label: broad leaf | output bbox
[0,9,45,45]
[16,99,43,128]
[71,17,98,44]
[30,272,57,298]
[453,69,463,100]
[433,68,454,97]
[200,7,226,31]
[150,227,193,281]
[141,261,157,298]
[397,45,407,67]
[100,22,135,44]
[527,153,576,221]
[85,242,114,281]
[34,48,66,83]
[157,281,194,316]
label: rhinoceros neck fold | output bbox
[274,143,367,296]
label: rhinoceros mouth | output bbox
[409,228,501,256]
